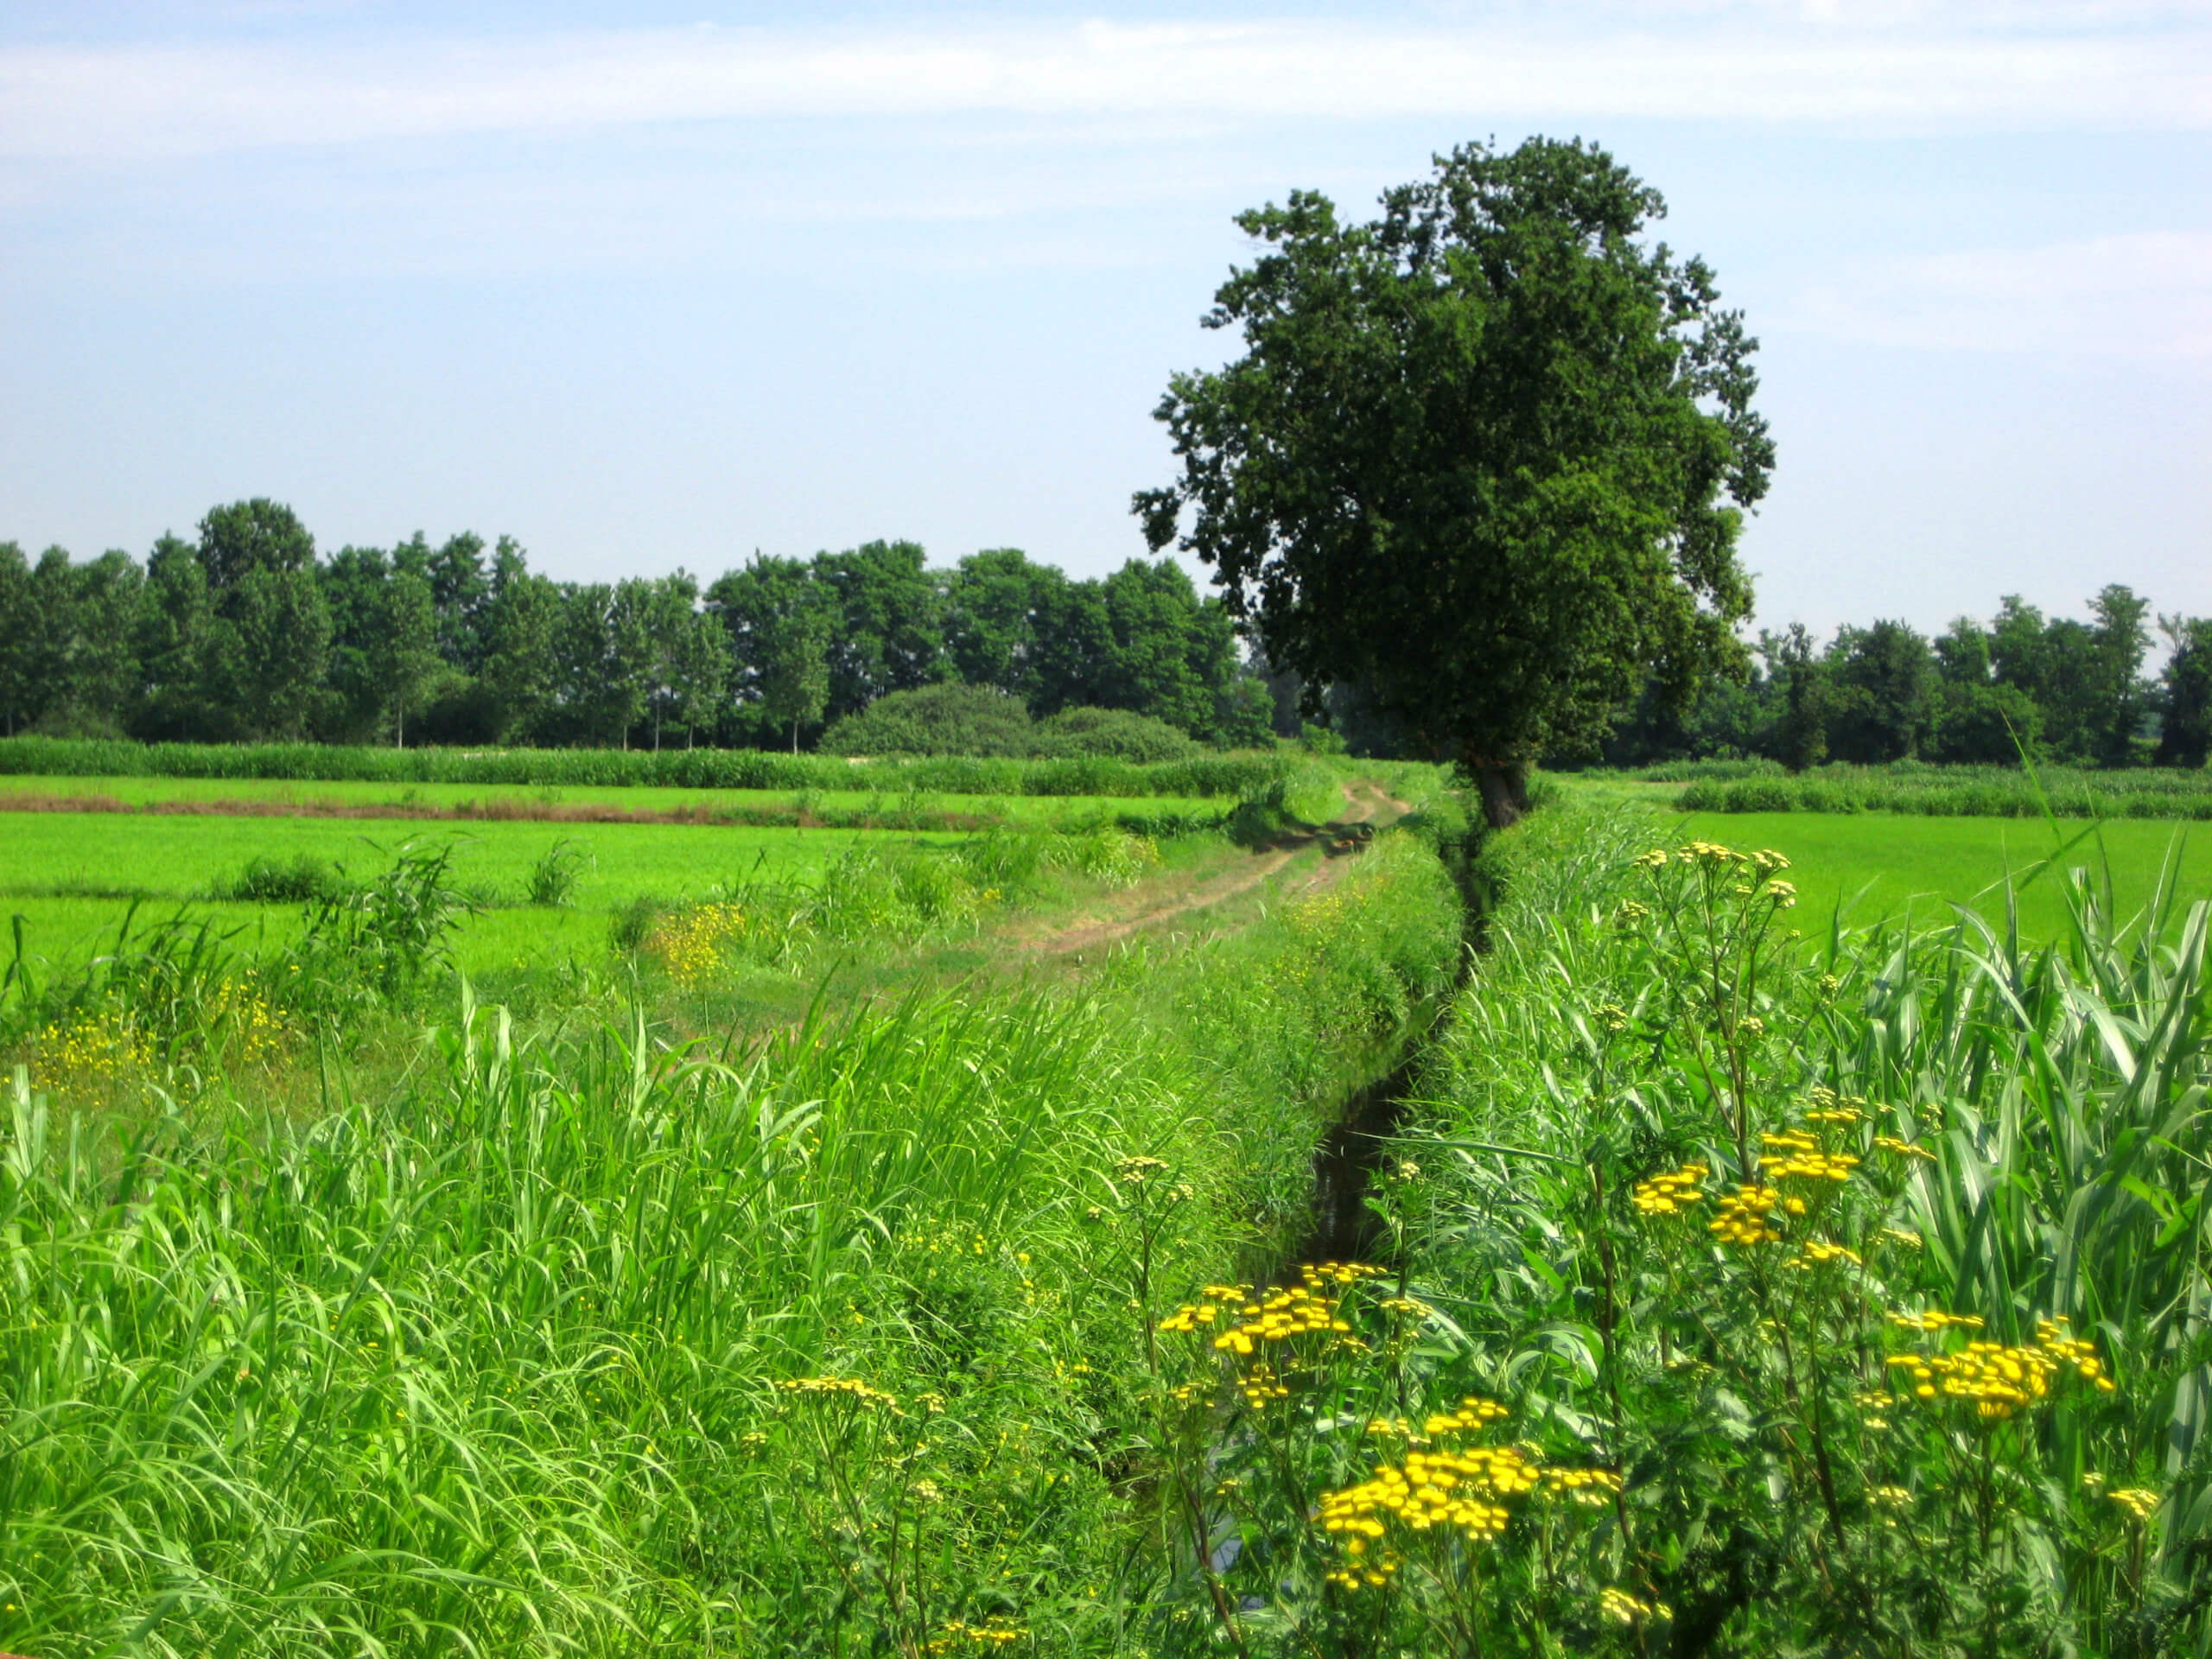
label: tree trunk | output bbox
[791,719,799,756]
[1468,755,1529,830]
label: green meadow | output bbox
[1671,809,2209,940]
[0,810,961,979]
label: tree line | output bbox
[1603,583,2212,771]
[0,500,1277,752]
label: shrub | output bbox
[212,854,351,905]
[1033,707,1201,764]
[820,683,1035,758]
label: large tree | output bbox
[1135,137,1774,823]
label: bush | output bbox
[819,684,1035,758]
[212,855,351,905]
[1033,707,1201,764]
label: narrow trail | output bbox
[1020,779,1410,957]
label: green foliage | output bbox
[1317,806,2212,1655]
[0,823,1464,1658]
[1035,707,1202,764]
[287,838,474,1005]
[213,853,352,905]
[1138,137,1773,817]
[1679,762,2212,818]
[524,839,591,908]
[822,682,1039,758]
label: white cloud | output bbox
[1789,230,2212,359]
[2,12,2208,164]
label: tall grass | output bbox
[1392,800,2211,1652]
[0,828,1464,1656]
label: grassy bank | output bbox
[0,825,1465,1657]
[1281,800,2212,1652]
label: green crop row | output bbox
[0,734,1315,801]
[1678,761,2212,817]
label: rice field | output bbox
[1670,809,2210,941]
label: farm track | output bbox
[1024,780,1408,956]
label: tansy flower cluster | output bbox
[1632,1162,1708,1216]
[777,1376,902,1413]
[1874,1135,1937,1162]
[1600,1587,1672,1624]
[1710,1183,1789,1245]
[2108,1488,2161,1523]
[1884,1315,2114,1421]
[1799,1240,1862,1268]
[1759,1130,1859,1185]
[1803,1086,1866,1126]
[928,1618,1027,1650]
[1204,1285,1350,1355]
[207,976,288,1064]
[1317,1439,1622,1589]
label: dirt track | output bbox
[1024,779,1409,956]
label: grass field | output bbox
[0,812,964,975]
[1547,776,2212,940]
[1668,810,2210,940]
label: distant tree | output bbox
[376,566,442,747]
[1028,579,1116,717]
[2086,583,2152,766]
[1825,620,1934,763]
[1135,138,1772,824]
[51,550,144,734]
[812,540,950,719]
[195,501,332,740]
[944,548,1066,702]
[1770,624,1831,772]
[754,602,834,753]
[1928,680,2041,765]
[225,565,333,740]
[710,555,836,749]
[631,572,729,749]
[667,607,734,748]
[426,531,491,671]
[0,543,40,735]
[132,534,221,741]
[1212,669,1279,749]
[2155,614,2212,769]
[320,545,396,742]
[19,548,77,731]
[1932,616,1993,685]
[1094,559,1235,736]
[476,540,559,743]
[198,498,316,590]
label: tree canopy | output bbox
[1135,137,1774,822]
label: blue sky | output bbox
[3,1,2207,639]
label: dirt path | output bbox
[1020,779,1409,957]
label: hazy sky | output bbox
[3,1,2207,640]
